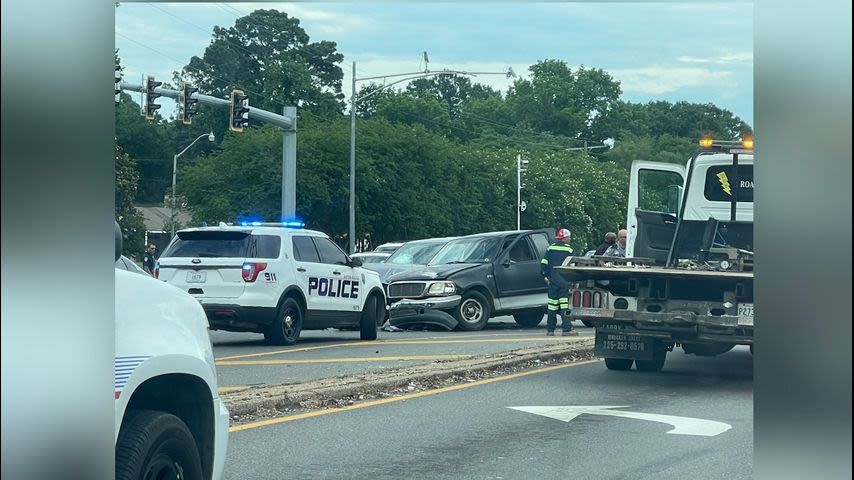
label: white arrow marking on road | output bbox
[508,406,732,437]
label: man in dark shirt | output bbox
[593,232,617,256]
[540,228,577,336]
[142,244,157,276]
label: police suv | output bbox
[156,222,386,345]
[115,222,229,480]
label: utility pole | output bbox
[348,58,514,253]
[517,155,529,230]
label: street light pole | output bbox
[347,60,514,253]
[350,61,357,254]
[517,154,521,230]
[171,132,214,238]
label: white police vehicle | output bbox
[156,221,386,345]
[115,223,229,480]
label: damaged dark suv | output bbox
[385,229,555,331]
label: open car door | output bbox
[626,160,686,262]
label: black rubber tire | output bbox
[513,310,544,327]
[359,295,379,341]
[266,297,303,345]
[636,342,668,372]
[604,358,634,371]
[453,291,491,331]
[581,319,595,328]
[116,410,203,480]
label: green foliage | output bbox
[115,143,146,257]
[116,8,752,254]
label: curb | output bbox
[222,337,595,422]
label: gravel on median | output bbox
[224,337,595,426]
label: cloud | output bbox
[609,66,735,95]
[677,52,753,65]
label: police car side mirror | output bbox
[115,221,123,262]
[349,257,363,267]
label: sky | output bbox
[115,2,754,127]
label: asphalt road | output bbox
[221,345,753,479]
[211,316,594,388]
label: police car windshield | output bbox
[386,241,446,266]
[429,237,501,265]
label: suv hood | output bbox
[387,263,480,282]
[369,263,427,283]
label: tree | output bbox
[179,9,345,119]
[115,143,147,257]
[406,75,499,118]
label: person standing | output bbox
[142,243,157,276]
[603,229,628,258]
[594,231,617,256]
[540,228,578,336]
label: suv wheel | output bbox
[359,295,379,341]
[453,291,491,331]
[116,410,203,480]
[266,297,303,345]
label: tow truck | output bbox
[558,138,754,371]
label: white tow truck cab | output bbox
[564,138,755,371]
[114,222,228,480]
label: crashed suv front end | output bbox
[386,280,461,330]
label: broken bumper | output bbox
[387,295,461,330]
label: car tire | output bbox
[513,310,544,327]
[604,358,634,371]
[359,295,379,341]
[453,291,491,331]
[581,319,595,328]
[635,342,668,372]
[116,410,203,480]
[266,297,303,346]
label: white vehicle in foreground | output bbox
[115,223,229,480]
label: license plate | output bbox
[594,330,655,360]
[737,303,754,325]
[186,271,207,283]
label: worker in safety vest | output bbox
[540,228,577,336]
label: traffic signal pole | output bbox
[120,82,298,219]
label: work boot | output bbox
[546,331,555,336]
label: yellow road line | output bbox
[217,355,467,366]
[216,337,578,361]
[229,358,601,433]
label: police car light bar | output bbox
[236,220,306,228]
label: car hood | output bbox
[387,263,481,282]
[367,263,427,283]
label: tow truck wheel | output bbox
[116,410,203,480]
[453,291,491,331]
[604,358,634,370]
[635,342,668,372]
[266,297,303,346]
[359,295,379,341]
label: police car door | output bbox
[311,236,361,317]
[290,235,329,314]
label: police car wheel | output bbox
[453,291,491,331]
[116,410,203,480]
[267,297,303,346]
[359,295,379,341]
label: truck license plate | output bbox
[737,303,754,326]
[186,271,206,283]
[594,330,655,361]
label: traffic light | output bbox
[181,82,198,125]
[144,76,162,120]
[115,64,122,103]
[229,89,249,132]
